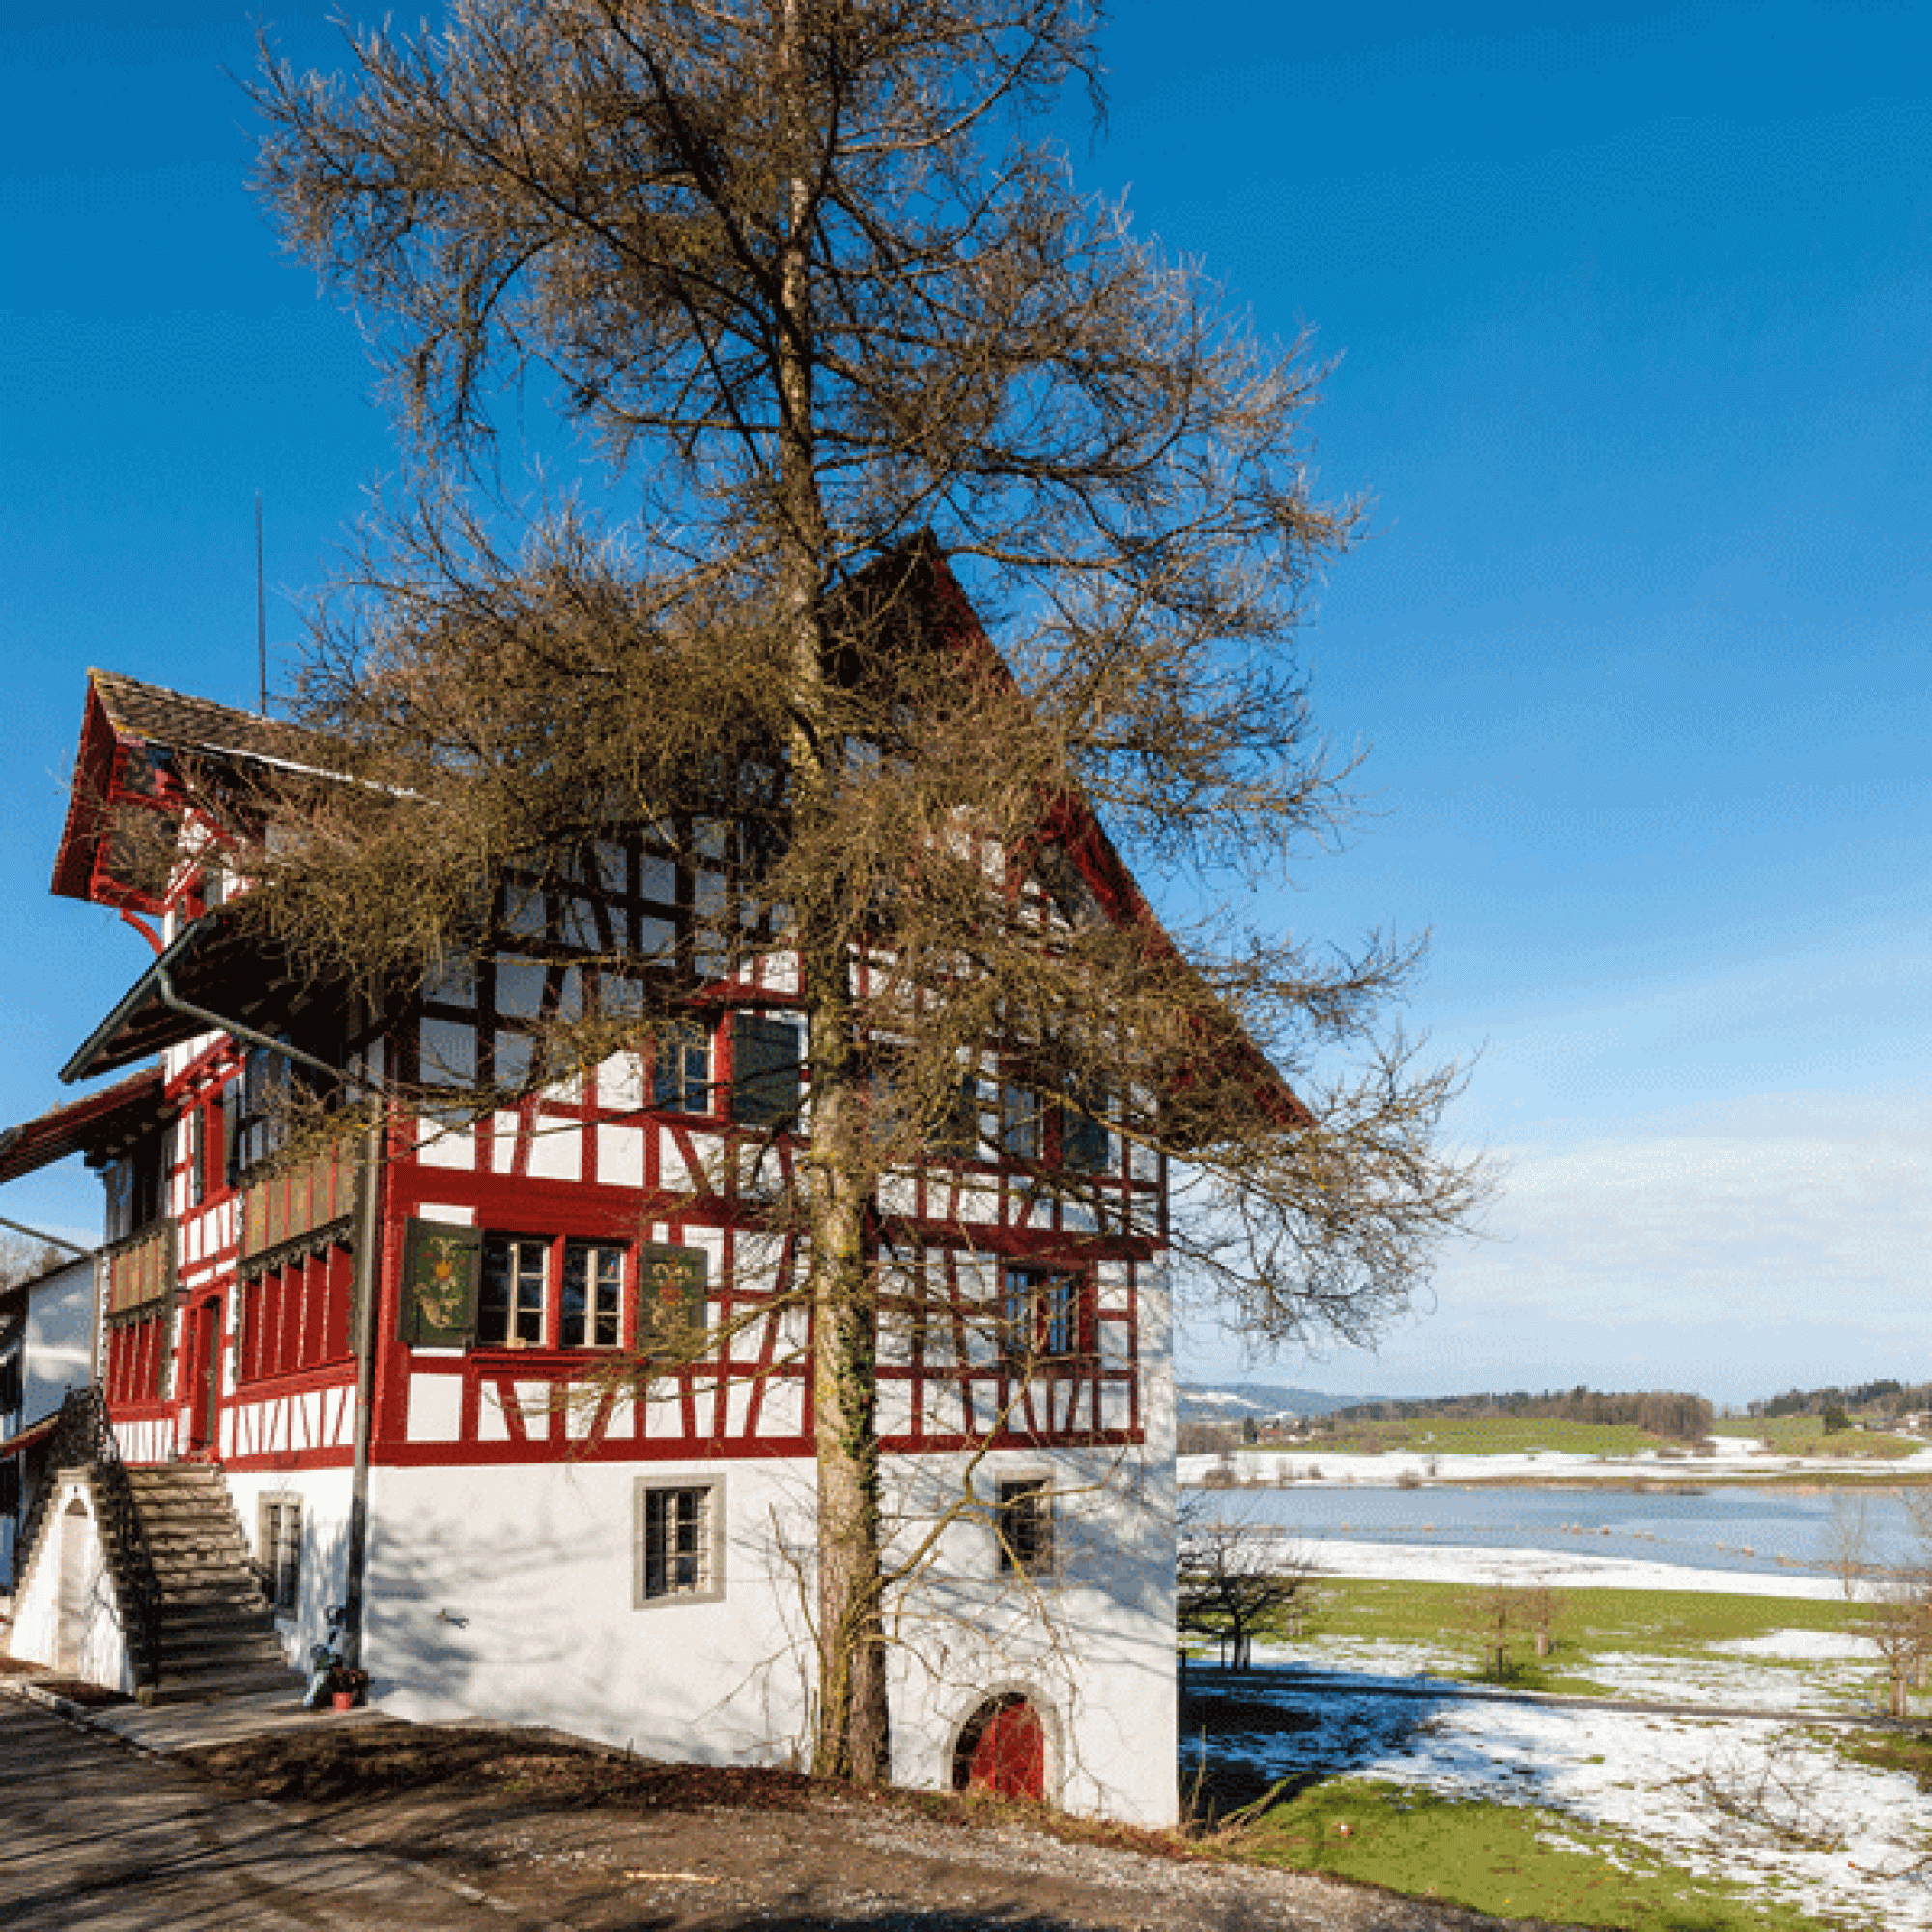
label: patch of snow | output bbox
[1716,1630,1880,1662]
[1298,1538,1847,1599]
[1179,1441,1932,1490]
[1193,1671,1932,1928]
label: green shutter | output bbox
[731,1013,801,1128]
[400,1220,482,1347]
[638,1243,708,1359]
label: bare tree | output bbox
[1463,1577,1564,1681]
[0,1236,69,1294]
[1830,1492,1932,1718]
[233,0,1489,1784]
[1177,1492,1320,1670]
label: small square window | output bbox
[635,1477,725,1605]
[996,1478,1053,1577]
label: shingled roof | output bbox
[51,670,338,907]
[87,669,323,772]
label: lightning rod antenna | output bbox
[256,493,268,714]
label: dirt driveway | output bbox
[182,1719,1571,1932]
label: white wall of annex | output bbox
[23,1259,96,1424]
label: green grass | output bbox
[1711,1415,1923,1460]
[1839,1727,1932,1805]
[1240,1577,1865,1685]
[1227,1777,1850,1931]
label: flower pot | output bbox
[332,1690,357,1712]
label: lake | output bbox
[1182,1479,1926,1580]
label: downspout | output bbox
[149,962,385,1674]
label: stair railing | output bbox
[14,1384,162,1690]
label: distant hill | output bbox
[1177,1382,1366,1423]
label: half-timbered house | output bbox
[3,570,1183,1824]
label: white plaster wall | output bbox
[4,1475,135,1691]
[360,1434,1178,1826]
[224,1464,357,1667]
[23,1259,95,1424]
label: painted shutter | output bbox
[1062,1094,1110,1173]
[638,1243,708,1360]
[731,1013,802,1128]
[399,1220,482,1347]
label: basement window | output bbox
[635,1476,725,1606]
[996,1478,1054,1577]
[259,1495,302,1617]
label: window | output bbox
[0,1459,18,1520]
[104,1132,166,1243]
[0,1345,19,1415]
[999,1082,1042,1162]
[636,1476,724,1605]
[996,1478,1053,1576]
[1059,1085,1112,1174]
[476,1234,633,1350]
[259,1496,302,1616]
[1000,1266,1087,1364]
[560,1240,623,1349]
[181,1105,203,1209]
[653,1022,712,1114]
[478,1236,550,1347]
[225,1043,322,1185]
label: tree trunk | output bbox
[774,0,890,1786]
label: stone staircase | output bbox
[119,1465,302,1705]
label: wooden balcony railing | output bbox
[103,1221,174,1321]
[241,1136,361,1272]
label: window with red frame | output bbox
[999,1266,1090,1365]
[476,1234,628,1350]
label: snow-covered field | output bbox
[1179,1438,1932,1490]
[1298,1536,1847,1598]
[1192,1628,1932,1928]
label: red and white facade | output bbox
[12,648,1179,1822]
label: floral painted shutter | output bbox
[637,1243,708,1360]
[399,1220,482,1346]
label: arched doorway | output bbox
[56,1497,90,1674]
[952,1692,1046,1801]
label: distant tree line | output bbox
[1754,1380,1931,1422]
[1331,1386,1715,1443]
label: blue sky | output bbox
[2,2,1926,1406]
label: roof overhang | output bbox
[58,908,323,1085]
[0,1066,167,1184]
[3,1411,67,1459]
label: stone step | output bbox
[146,1662,306,1707]
[155,1585,270,1615]
[158,1635,291,1674]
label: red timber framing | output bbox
[38,562,1193,1481]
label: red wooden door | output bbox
[964,1697,1044,1800]
[185,1302,222,1454]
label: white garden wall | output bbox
[4,1474,134,1691]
